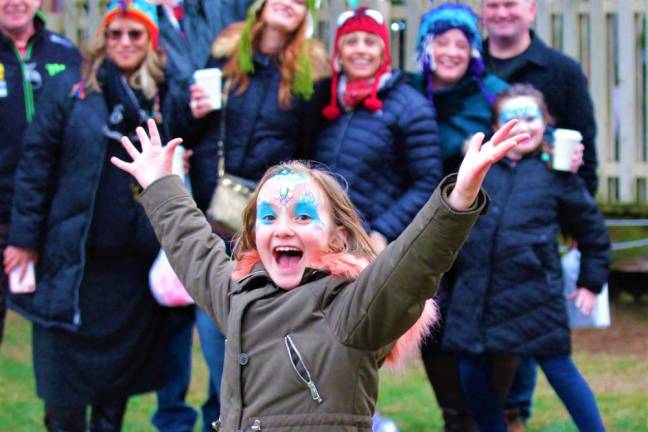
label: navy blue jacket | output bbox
[313,71,442,241]
[484,31,598,195]
[0,17,80,222]
[188,52,323,211]
[7,77,161,331]
[442,156,610,356]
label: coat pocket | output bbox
[284,334,324,404]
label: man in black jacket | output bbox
[0,0,80,347]
[479,1,600,430]
[481,0,598,196]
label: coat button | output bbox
[239,353,249,365]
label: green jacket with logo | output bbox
[140,174,487,431]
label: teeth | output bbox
[275,247,301,253]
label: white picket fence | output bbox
[42,0,648,205]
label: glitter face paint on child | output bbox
[254,171,337,289]
[498,103,543,125]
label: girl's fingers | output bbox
[136,126,151,150]
[120,136,140,161]
[491,119,519,146]
[147,119,162,147]
[467,132,485,155]
[164,138,183,157]
[492,133,529,159]
[110,156,133,174]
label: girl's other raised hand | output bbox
[448,120,529,211]
[111,119,183,189]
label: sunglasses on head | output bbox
[336,8,384,27]
[105,28,146,42]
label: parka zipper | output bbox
[284,334,323,404]
[12,42,36,122]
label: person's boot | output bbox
[89,400,127,432]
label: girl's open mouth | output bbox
[273,246,304,269]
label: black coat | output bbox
[313,71,442,241]
[0,17,80,222]
[7,77,162,331]
[484,31,598,195]
[442,156,610,356]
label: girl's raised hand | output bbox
[111,119,183,189]
[448,120,529,211]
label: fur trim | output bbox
[383,299,438,369]
[232,251,438,368]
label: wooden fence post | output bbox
[617,0,637,202]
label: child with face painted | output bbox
[441,84,610,432]
[110,118,526,431]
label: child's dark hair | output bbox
[232,161,376,261]
[492,83,554,127]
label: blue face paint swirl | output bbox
[498,103,543,125]
[257,201,277,226]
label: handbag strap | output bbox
[217,80,231,178]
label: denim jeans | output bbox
[505,356,537,420]
[537,356,605,432]
[196,308,226,430]
[458,354,517,432]
[152,306,225,432]
[460,354,605,432]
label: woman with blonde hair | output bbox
[185,0,329,235]
[4,1,170,430]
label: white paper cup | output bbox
[193,68,222,111]
[552,128,583,172]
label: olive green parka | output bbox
[139,174,487,431]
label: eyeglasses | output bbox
[336,8,384,27]
[105,29,146,43]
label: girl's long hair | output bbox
[221,8,313,109]
[232,161,376,262]
[84,24,166,99]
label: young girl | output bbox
[111,118,526,431]
[442,84,610,432]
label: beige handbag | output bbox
[207,81,256,236]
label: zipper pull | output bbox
[307,381,323,403]
[251,419,262,431]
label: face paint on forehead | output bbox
[498,103,543,125]
[259,168,310,210]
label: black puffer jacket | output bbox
[442,155,610,356]
[313,71,442,241]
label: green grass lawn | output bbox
[1,304,647,431]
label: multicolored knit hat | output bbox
[100,0,160,48]
[238,0,317,99]
[416,3,493,104]
[322,7,391,120]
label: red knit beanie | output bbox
[322,7,392,120]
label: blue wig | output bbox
[416,3,494,105]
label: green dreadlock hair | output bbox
[238,0,317,100]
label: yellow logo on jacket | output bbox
[0,63,7,98]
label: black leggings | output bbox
[45,400,127,432]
